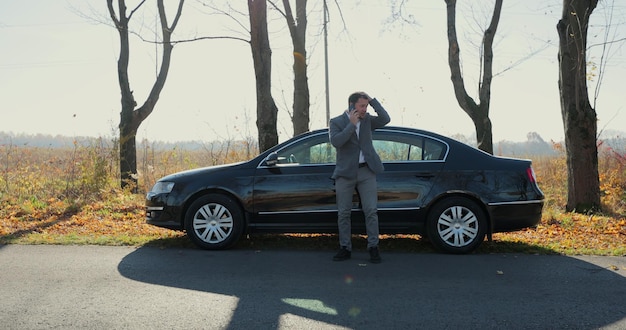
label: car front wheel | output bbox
[184,194,244,250]
[426,197,487,254]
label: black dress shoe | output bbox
[333,247,351,261]
[369,246,381,263]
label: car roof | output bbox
[305,125,482,152]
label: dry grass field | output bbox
[1,138,624,255]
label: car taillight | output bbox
[526,167,537,183]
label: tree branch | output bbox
[132,33,250,45]
[267,0,287,18]
[127,0,147,21]
[106,0,120,27]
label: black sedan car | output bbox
[146,126,544,254]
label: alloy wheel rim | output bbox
[193,203,234,243]
[437,205,478,247]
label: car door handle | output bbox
[415,174,434,179]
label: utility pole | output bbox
[323,0,330,124]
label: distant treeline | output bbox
[1,130,624,157]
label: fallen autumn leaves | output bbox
[1,191,624,255]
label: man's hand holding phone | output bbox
[348,104,360,125]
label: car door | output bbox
[372,130,448,230]
[252,132,338,230]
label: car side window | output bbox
[423,139,445,160]
[373,131,446,162]
[276,135,336,165]
[374,139,409,161]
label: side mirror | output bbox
[264,152,279,167]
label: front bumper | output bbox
[146,194,184,230]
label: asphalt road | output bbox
[1,244,625,329]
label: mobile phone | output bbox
[349,104,355,112]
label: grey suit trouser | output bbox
[335,165,380,250]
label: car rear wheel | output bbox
[426,197,487,254]
[184,194,244,250]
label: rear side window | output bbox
[373,131,447,162]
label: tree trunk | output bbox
[108,0,184,190]
[249,0,279,152]
[557,0,601,212]
[282,0,310,137]
[444,0,502,154]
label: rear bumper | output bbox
[487,200,544,232]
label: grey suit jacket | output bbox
[329,98,391,180]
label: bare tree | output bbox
[444,0,502,154]
[190,1,281,151]
[271,0,311,137]
[249,0,279,152]
[557,0,600,212]
[107,0,184,190]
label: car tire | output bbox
[184,194,244,250]
[426,197,487,254]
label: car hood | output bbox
[159,161,248,182]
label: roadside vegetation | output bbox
[1,137,624,255]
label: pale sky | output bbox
[1,0,624,144]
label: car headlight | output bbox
[146,181,175,198]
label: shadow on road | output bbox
[142,233,558,255]
[118,242,626,329]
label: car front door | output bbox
[252,132,338,231]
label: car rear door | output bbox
[372,130,448,229]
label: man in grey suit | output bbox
[329,91,391,263]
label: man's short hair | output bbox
[348,92,368,105]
